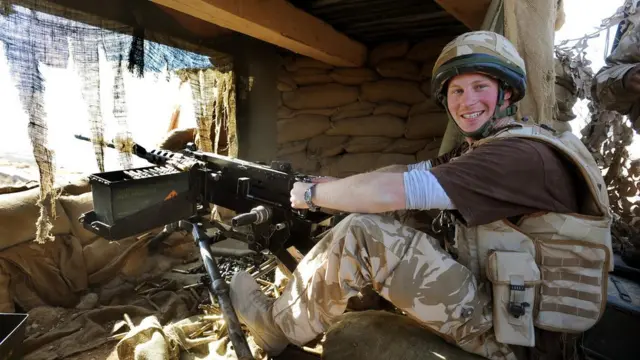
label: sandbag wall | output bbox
[275,38,454,178]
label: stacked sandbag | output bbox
[276,37,453,177]
[0,177,198,313]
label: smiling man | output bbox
[229,31,612,360]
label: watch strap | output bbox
[304,184,320,211]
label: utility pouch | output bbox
[486,251,541,347]
[533,239,609,332]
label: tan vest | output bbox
[451,123,613,347]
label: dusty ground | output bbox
[0,157,87,190]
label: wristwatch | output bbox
[304,184,320,211]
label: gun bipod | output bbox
[172,217,255,360]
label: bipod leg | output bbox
[148,222,180,253]
[188,221,254,360]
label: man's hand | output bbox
[624,64,640,94]
[290,182,313,209]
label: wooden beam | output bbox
[149,0,367,67]
[434,0,492,30]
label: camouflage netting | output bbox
[554,13,640,257]
[0,0,236,242]
[177,67,237,157]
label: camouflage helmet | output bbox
[431,31,527,106]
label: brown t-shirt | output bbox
[429,138,580,227]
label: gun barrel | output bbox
[74,134,117,149]
[73,134,174,166]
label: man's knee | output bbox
[335,213,416,263]
[335,213,394,244]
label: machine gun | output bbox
[73,135,338,359]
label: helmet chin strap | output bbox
[444,85,518,141]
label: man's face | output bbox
[446,73,511,133]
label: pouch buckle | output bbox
[508,275,530,318]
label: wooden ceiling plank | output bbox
[434,0,492,30]
[150,0,368,67]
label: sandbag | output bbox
[376,153,416,168]
[307,135,348,158]
[373,102,409,118]
[277,151,319,174]
[58,193,99,246]
[383,138,428,154]
[409,100,440,116]
[277,81,295,92]
[424,137,444,151]
[82,237,136,277]
[360,80,426,105]
[419,59,437,80]
[0,181,38,196]
[277,106,336,119]
[406,36,454,61]
[344,137,393,153]
[0,234,88,311]
[326,115,405,137]
[320,152,415,178]
[277,116,331,143]
[284,56,333,72]
[0,263,12,311]
[376,59,420,81]
[320,153,379,177]
[416,139,443,161]
[369,41,409,66]
[283,83,360,109]
[277,140,308,157]
[290,68,333,85]
[405,112,449,139]
[58,176,91,196]
[0,188,72,251]
[420,81,431,97]
[330,68,378,85]
[277,106,295,119]
[322,311,481,360]
[332,101,375,121]
[416,147,439,162]
[277,71,297,92]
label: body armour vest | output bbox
[449,122,613,347]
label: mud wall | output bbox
[274,38,454,177]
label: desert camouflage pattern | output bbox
[454,123,613,341]
[271,213,517,360]
[592,0,640,124]
[433,31,526,85]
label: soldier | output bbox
[592,0,640,130]
[230,31,613,360]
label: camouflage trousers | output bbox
[272,214,516,360]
